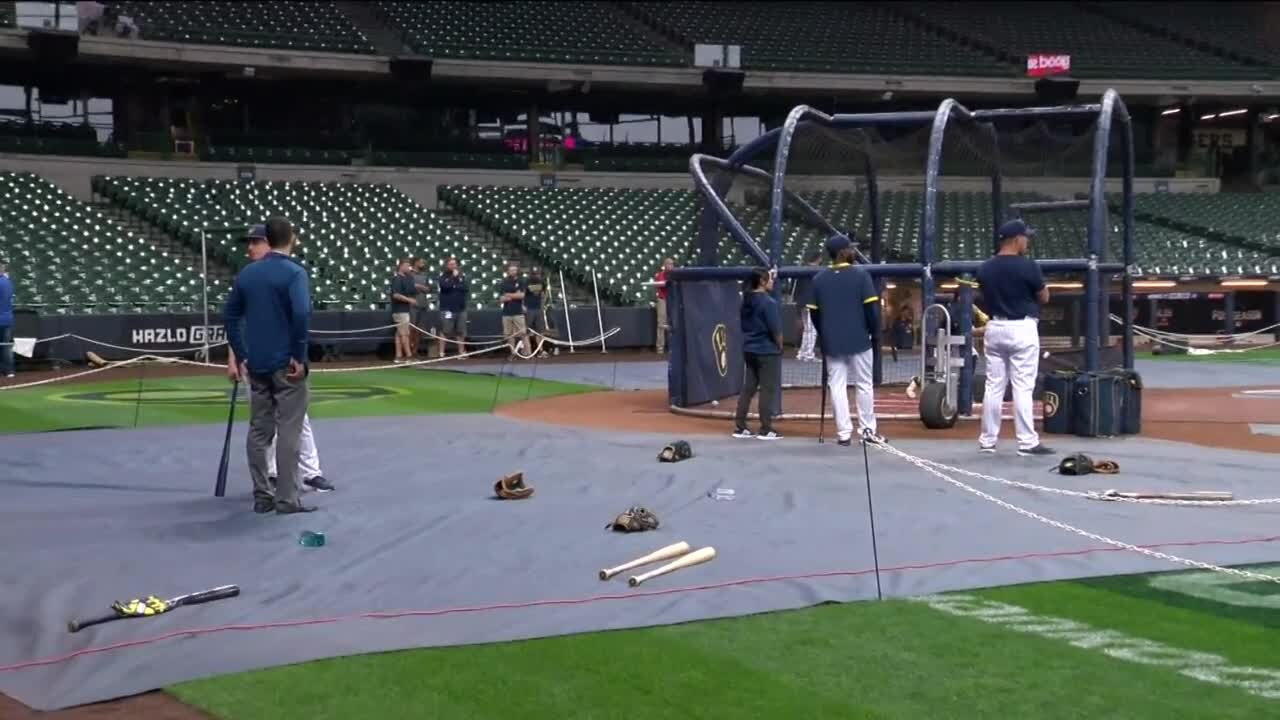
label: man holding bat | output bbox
[224,217,316,515]
[226,225,334,495]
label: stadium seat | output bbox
[104,1,376,54]
[0,172,216,315]
[893,1,1268,79]
[1094,2,1280,72]
[437,185,828,305]
[622,0,1011,76]
[376,0,683,66]
[96,176,505,310]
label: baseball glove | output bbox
[658,440,693,463]
[494,472,534,499]
[1056,453,1119,476]
[607,506,659,532]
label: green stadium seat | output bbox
[97,176,507,310]
[377,0,683,67]
[104,1,376,54]
[0,171,212,314]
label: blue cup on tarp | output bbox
[299,530,326,547]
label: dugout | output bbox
[668,90,1138,423]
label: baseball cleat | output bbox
[979,444,997,454]
[861,428,886,445]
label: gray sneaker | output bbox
[1017,444,1055,457]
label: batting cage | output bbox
[668,90,1138,425]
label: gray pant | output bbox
[735,352,781,433]
[247,368,310,506]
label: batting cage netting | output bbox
[670,93,1143,423]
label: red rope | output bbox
[3,533,1277,674]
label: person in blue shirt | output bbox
[808,234,883,446]
[436,256,470,358]
[224,216,316,515]
[0,261,14,378]
[733,268,784,440]
[974,219,1054,457]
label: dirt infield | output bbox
[0,691,212,720]
[500,386,1280,454]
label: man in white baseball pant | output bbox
[974,220,1054,457]
[809,234,884,446]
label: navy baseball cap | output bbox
[240,224,267,242]
[825,233,853,256]
[997,219,1035,240]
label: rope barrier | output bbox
[871,441,1280,585]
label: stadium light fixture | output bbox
[1220,279,1268,287]
[1046,282,1083,289]
[1267,114,1280,122]
[1218,109,1248,118]
[1200,113,1218,120]
[1160,107,1181,116]
[939,282,959,290]
[1133,280,1177,288]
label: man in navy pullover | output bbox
[0,262,14,378]
[224,217,316,514]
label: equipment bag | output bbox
[1041,370,1076,435]
[1104,369,1143,435]
[1071,372,1125,438]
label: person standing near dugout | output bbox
[523,266,553,359]
[733,268,783,440]
[437,256,469,358]
[974,220,1054,456]
[793,250,822,362]
[224,217,316,515]
[226,224,334,495]
[0,261,14,379]
[653,257,674,354]
[809,234,884,446]
[389,259,419,364]
[498,263,528,357]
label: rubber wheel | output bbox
[919,381,959,429]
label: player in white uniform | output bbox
[808,234,884,446]
[974,219,1054,456]
[227,225,334,492]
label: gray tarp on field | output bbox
[1,414,1278,710]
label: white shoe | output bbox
[979,444,996,454]
[732,428,755,439]
[757,430,783,441]
[860,428,886,445]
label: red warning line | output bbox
[3,533,1277,674]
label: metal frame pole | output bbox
[200,228,210,362]
[558,269,574,353]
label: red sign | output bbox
[1026,54,1071,77]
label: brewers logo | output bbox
[1042,391,1060,418]
[711,323,729,378]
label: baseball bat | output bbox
[1100,489,1234,502]
[214,379,239,497]
[68,584,240,633]
[628,546,716,587]
[599,541,691,581]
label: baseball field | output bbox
[1,348,1278,720]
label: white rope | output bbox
[897,448,1280,507]
[871,442,1280,584]
[0,354,181,391]
[1110,314,1280,342]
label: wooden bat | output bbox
[600,541,690,581]
[1098,489,1234,501]
[68,584,240,633]
[214,379,239,497]
[628,546,716,587]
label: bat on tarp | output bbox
[1095,489,1234,502]
[214,378,239,497]
[68,584,241,633]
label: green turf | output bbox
[1139,347,1280,365]
[0,369,597,434]
[171,569,1280,720]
